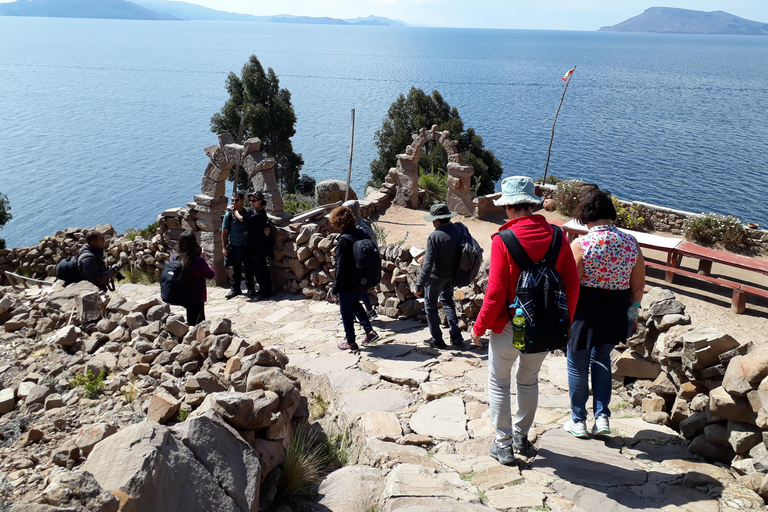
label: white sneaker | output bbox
[593,416,610,435]
[564,420,589,439]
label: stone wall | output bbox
[0,225,170,287]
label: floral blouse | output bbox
[578,224,638,290]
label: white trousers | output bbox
[488,322,548,447]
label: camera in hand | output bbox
[111,264,125,282]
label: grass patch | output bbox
[371,221,388,245]
[308,395,330,420]
[284,193,317,215]
[276,423,336,504]
[122,376,139,404]
[460,472,477,481]
[120,266,158,285]
[324,428,354,467]
[609,401,630,411]
[176,409,190,422]
[124,221,158,241]
[70,369,108,398]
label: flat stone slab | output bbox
[340,388,415,420]
[432,361,475,377]
[378,367,429,387]
[467,416,494,439]
[359,438,439,469]
[316,465,384,512]
[328,369,380,392]
[383,463,461,500]
[361,410,402,442]
[410,395,467,442]
[539,354,570,391]
[538,392,572,409]
[486,482,551,509]
[364,343,415,360]
[534,429,648,487]
[419,380,463,401]
[610,418,680,445]
[534,407,568,426]
[433,454,498,475]
[262,307,295,323]
[465,367,488,389]
[472,464,523,491]
[386,497,497,512]
[294,352,359,375]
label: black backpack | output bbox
[341,233,382,289]
[160,259,187,306]
[56,255,83,285]
[498,225,570,353]
[454,223,483,287]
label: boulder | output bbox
[680,326,739,370]
[611,350,661,379]
[194,391,278,430]
[316,179,356,205]
[40,470,119,512]
[708,386,756,423]
[728,420,763,454]
[75,423,118,456]
[245,366,299,410]
[146,392,181,424]
[723,347,768,396]
[688,433,736,464]
[0,387,16,414]
[82,422,242,512]
[171,411,261,512]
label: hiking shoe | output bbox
[338,341,360,352]
[423,338,448,349]
[564,420,589,439]
[367,309,378,320]
[246,289,257,298]
[225,289,241,300]
[489,443,515,465]
[361,331,380,346]
[512,432,534,455]
[593,416,611,436]
[450,332,464,346]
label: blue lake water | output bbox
[1,18,767,247]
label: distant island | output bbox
[600,7,768,35]
[0,0,409,25]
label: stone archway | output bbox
[385,125,475,215]
[195,134,279,285]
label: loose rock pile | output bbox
[610,287,768,500]
[0,282,303,511]
[0,225,170,286]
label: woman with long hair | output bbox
[174,231,215,325]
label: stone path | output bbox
[118,283,766,512]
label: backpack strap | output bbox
[498,224,563,270]
[498,229,534,271]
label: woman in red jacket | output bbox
[471,176,580,466]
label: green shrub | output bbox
[683,213,746,250]
[536,175,562,185]
[124,221,158,241]
[296,174,316,195]
[276,423,334,502]
[554,179,584,217]
[284,193,316,215]
[418,170,447,204]
[613,197,647,231]
[121,267,158,285]
[70,369,108,398]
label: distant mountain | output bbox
[2,0,410,26]
[0,0,177,20]
[599,7,768,35]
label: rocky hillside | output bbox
[599,7,768,35]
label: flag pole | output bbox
[542,64,576,186]
[345,108,355,202]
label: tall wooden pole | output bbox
[345,109,356,202]
[233,115,245,196]
[543,65,576,185]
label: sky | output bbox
[180,0,768,30]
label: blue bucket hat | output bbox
[493,176,542,207]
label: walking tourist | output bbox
[343,199,378,319]
[222,190,254,299]
[471,176,580,465]
[564,185,645,439]
[414,203,465,349]
[173,231,215,325]
[329,206,379,351]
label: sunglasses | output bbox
[231,198,242,202]
[249,199,261,203]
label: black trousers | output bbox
[229,244,254,292]
[185,302,205,326]
[252,249,272,296]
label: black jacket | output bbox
[78,245,110,289]
[242,207,274,257]
[332,226,371,294]
[416,222,464,290]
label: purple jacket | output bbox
[183,256,215,304]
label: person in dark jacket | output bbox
[343,199,377,319]
[78,230,119,291]
[232,191,273,301]
[222,191,253,299]
[174,231,215,325]
[329,206,379,351]
[414,203,465,349]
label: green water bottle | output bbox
[512,308,526,350]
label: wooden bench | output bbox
[645,261,768,314]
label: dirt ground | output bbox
[375,204,768,345]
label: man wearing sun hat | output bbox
[414,203,465,349]
[470,176,580,466]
